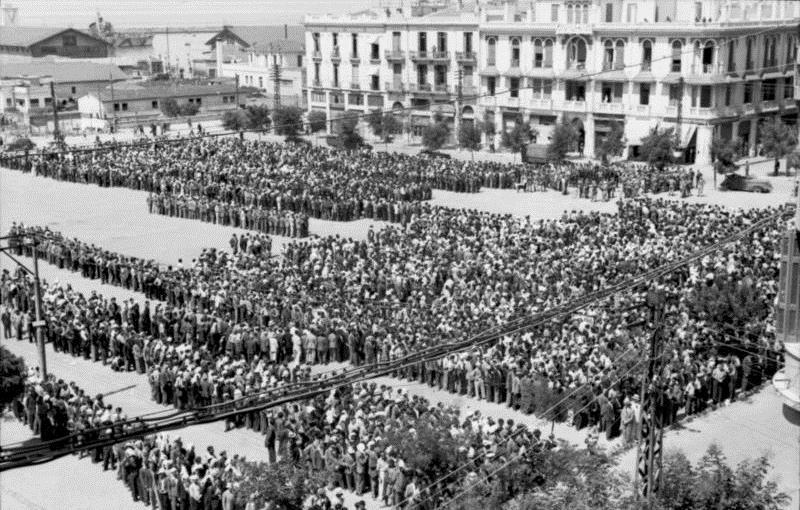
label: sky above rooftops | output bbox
[13,0,375,28]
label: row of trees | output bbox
[221,103,798,168]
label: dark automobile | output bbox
[419,149,451,159]
[719,173,773,193]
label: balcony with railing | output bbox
[408,83,433,93]
[350,53,361,64]
[685,106,716,119]
[385,50,405,61]
[433,83,450,95]
[311,78,322,88]
[690,62,726,75]
[350,82,361,90]
[385,81,405,93]
[595,101,624,114]
[560,99,586,111]
[602,61,625,71]
[761,99,781,110]
[629,104,651,116]
[529,97,553,110]
[330,47,341,61]
[456,51,477,63]
[409,51,450,62]
[312,50,323,61]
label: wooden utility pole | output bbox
[455,64,463,140]
[235,74,240,108]
[49,80,61,142]
[270,45,283,109]
[109,72,117,132]
[634,289,667,509]
[30,238,48,379]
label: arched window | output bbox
[544,39,553,67]
[533,38,543,67]
[604,40,614,69]
[702,40,714,70]
[615,40,625,68]
[511,37,520,66]
[567,3,574,23]
[487,37,496,65]
[567,38,587,69]
[671,40,682,71]
[642,40,653,69]
[582,4,590,23]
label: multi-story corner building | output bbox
[304,0,799,162]
[774,196,800,425]
[209,26,306,108]
[304,3,479,136]
[479,0,799,164]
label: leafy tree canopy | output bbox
[307,110,327,133]
[458,122,482,151]
[0,346,26,408]
[596,122,626,164]
[640,127,679,170]
[272,106,304,138]
[547,122,578,162]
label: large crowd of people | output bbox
[10,366,558,510]
[3,192,786,445]
[0,138,706,240]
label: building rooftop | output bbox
[94,83,237,102]
[0,61,128,83]
[0,26,109,48]
[207,25,304,53]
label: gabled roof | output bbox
[207,25,304,53]
[0,61,128,83]
[0,26,110,48]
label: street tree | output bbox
[546,122,578,162]
[337,111,364,150]
[595,122,626,164]
[0,346,26,409]
[422,113,451,151]
[759,118,798,175]
[458,122,483,152]
[245,104,271,130]
[639,127,679,170]
[710,137,739,174]
[307,110,327,133]
[272,106,304,138]
[222,110,250,131]
[502,116,538,161]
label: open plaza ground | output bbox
[1,150,798,509]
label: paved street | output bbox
[1,156,798,509]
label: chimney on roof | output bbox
[284,24,288,39]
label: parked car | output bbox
[719,173,773,193]
[419,149,451,159]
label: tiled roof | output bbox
[0,61,128,83]
[207,25,304,53]
[0,26,108,48]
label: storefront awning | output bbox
[681,124,697,148]
[503,67,521,77]
[661,72,682,84]
[528,67,554,79]
[559,68,592,81]
[598,69,628,82]
[480,66,499,76]
[631,71,655,83]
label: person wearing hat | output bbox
[621,398,636,445]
